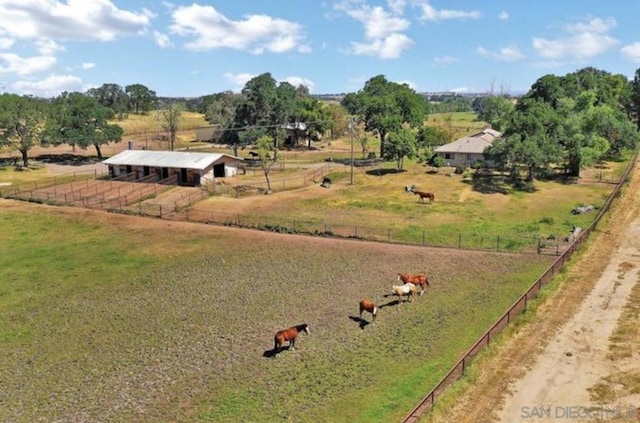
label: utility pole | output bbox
[349,117,354,185]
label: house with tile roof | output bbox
[433,127,502,168]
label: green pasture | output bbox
[198,157,619,252]
[0,203,553,422]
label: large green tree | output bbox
[384,128,417,170]
[86,83,129,119]
[125,84,157,114]
[486,98,564,181]
[46,92,123,159]
[342,75,429,157]
[628,68,640,131]
[0,94,47,167]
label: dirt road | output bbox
[425,157,640,423]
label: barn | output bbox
[102,150,243,186]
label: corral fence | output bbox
[181,208,561,254]
[400,150,639,423]
[206,163,335,198]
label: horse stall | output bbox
[103,150,243,187]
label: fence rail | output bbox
[400,150,639,422]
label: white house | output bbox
[434,128,502,168]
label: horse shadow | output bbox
[262,345,292,358]
[380,295,406,307]
[348,315,372,329]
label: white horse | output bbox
[392,282,418,303]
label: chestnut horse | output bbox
[359,299,378,324]
[413,190,435,203]
[273,323,310,353]
[397,272,430,295]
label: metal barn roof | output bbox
[102,150,242,171]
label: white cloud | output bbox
[498,11,509,21]
[0,53,56,75]
[432,55,457,66]
[0,37,15,49]
[36,39,64,55]
[621,42,640,64]
[532,16,619,60]
[399,79,417,90]
[81,62,95,70]
[565,17,616,34]
[336,3,410,39]
[284,76,315,91]
[0,0,152,42]
[224,72,257,89]
[12,74,85,97]
[417,2,481,21]
[335,1,412,59]
[351,33,413,59]
[477,46,525,61]
[170,5,309,54]
[387,0,406,15]
[154,31,174,48]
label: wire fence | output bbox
[400,149,639,423]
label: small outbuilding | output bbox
[102,150,243,186]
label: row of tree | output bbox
[2,67,639,187]
[0,83,172,166]
[480,67,640,182]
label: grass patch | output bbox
[0,202,553,422]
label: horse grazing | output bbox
[397,272,430,296]
[392,283,418,303]
[359,299,378,324]
[273,323,310,353]
[412,190,435,203]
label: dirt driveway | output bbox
[426,158,640,423]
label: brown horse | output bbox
[397,272,430,295]
[413,190,435,203]
[273,323,310,353]
[359,299,378,324]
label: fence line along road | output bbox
[400,150,639,422]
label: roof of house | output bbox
[102,150,243,171]
[434,128,502,154]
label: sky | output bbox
[1,0,639,99]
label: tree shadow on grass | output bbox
[366,168,406,177]
[36,154,101,166]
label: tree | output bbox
[628,68,640,131]
[161,102,182,151]
[0,94,47,167]
[384,128,416,170]
[46,92,123,159]
[125,84,157,114]
[476,96,514,131]
[342,75,428,157]
[86,83,129,119]
[487,98,563,182]
[255,135,278,194]
[233,73,279,151]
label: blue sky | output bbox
[1,0,639,98]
